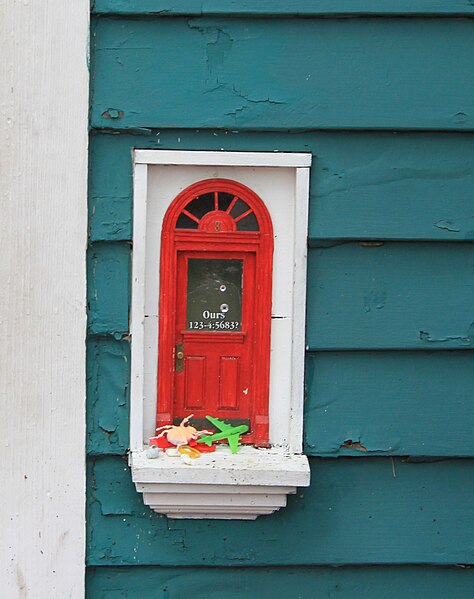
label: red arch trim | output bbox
[162,178,274,237]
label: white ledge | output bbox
[131,446,310,520]
[134,149,312,168]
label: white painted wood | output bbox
[133,158,311,447]
[131,447,309,519]
[131,447,310,486]
[135,483,295,494]
[0,1,88,597]
[167,515,257,520]
[144,493,287,507]
[130,163,149,452]
[290,167,311,453]
[151,507,279,515]
[135,150,312,167]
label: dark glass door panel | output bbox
[186,258,243,331]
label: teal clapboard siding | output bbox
[89,131,474,243]
[86,332,474,458]
[87,5,474,597]
[88,242,130,336]
[87,456,474,566]
[304,351,474,457]
[86,566,474,599]
[92,0,474,16]
[87,337,130,455]
[306,242,474,350]
[91,18,474,131]
[88,237,474,350]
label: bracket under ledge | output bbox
[130,445,310,520]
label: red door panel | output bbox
[183,356,206,410]
[173,250,256,440]
[219,357,240,410]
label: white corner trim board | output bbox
[131,150,311,519]
[2,1,89,596]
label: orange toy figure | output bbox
[154,414,213,447]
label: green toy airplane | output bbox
[197,416,249,454]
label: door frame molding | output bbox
[131,150,311,453]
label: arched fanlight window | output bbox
[175,190,259,232]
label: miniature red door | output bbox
[156,179,273,446]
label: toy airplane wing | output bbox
[205,415,233,432]
[199,416,248,453]
[227,433,239,454]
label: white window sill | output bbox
[130,446,310,520]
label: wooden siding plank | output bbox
[87,338,130,456]
[307,133,474,243]
[89,134,133,241]
[87,242,130,336]
[89,131,474,243]
[91,18,474,131]
[86,565,474,599]
[87,456,474,566]
[86,347,474,457]
[88,241,474,347]
[92,0,474,17]
[305,351,474,457]
[306,242,474,350]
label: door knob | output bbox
[175,342,184,372]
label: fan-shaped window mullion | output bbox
[234,208,254,223]
[175,191,260,231]
[225,196,239,215]
[182,209,200,224]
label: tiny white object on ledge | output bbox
[145,446,161,459]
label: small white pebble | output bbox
[146,446,161,459]
[180,455,193,465]
[165,448,180,457]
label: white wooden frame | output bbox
[130,150,311,519]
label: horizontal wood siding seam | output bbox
[89,131,474,243]
[90,17,474,131]
[92,0,474,17]
[86,455,474,566]
[87,239,474,351]
[86,565,474,599]
[86,340,474,457]
[304,350,474,457]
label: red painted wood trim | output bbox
[234,208,254,223]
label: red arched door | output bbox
[156,179,273,446]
